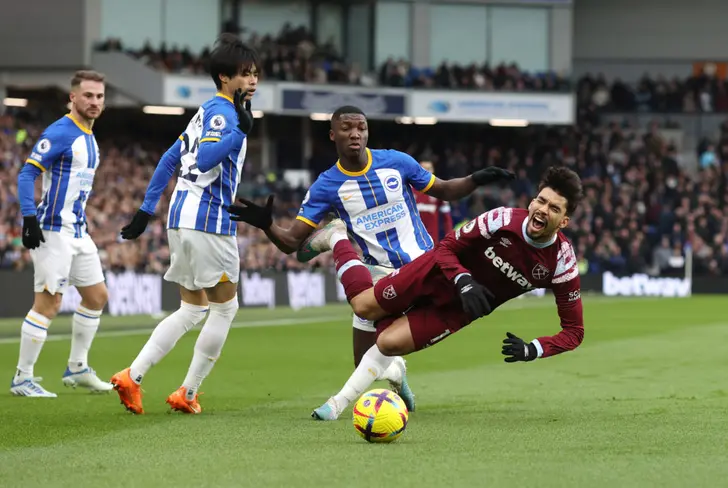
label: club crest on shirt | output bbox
[382,284,398,300]
[532,263,550,280]
[384,175,401,193]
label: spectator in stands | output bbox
[4,95,728,277]
[97,26,568,92]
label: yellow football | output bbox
[352,389,409,443]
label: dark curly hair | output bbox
[538,166,583,215]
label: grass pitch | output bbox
[0,295,726,487]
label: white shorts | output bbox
[351,264,395,333]
[165,228,240,291]
[31,231,105,295]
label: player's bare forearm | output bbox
[426,176,476,201]
[264,220,313,254]
[264,225,299,254]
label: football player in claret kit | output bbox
[12,70,112,397]
[307,166,585,417]
[226,106,515,419]
[109,34,258,414]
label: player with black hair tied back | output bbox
[110,33,260,415]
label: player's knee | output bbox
[350,296,378,321]
[375,334,401,357]
[179,301,209,328]
[209,295,239,322]
[83,286,108,311]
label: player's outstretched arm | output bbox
[502,261,584,363]
[228,195,315,254]
[121,139,182,240]
[426,167,515,201]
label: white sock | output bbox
[182,296,238,400]
[333,345,395,409]
[379,356,405,384]
[129,301,208,384]
[16,310,50,381]
[68,305,102,372]
[329,232,348,249]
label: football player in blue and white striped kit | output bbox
[110,34,258,414]
[12,70,113,397]
[227,106,514,420]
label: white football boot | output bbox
[312,396,344,421]
[10,376,57,397]
[62,366,113,392]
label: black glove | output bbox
[502,332,538,363]
[22,216,44,250]
[471,167,515,186]
[234,89,254,134]
[227,195,274,230]
[120,210,152,240]
[454,274,494,321]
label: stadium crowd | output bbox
[577,66,728,113]
[2,108,728,277]
[95,24,569,92]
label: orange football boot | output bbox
[110,368,144,414]
[166,387,202,414]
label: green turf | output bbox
[0,296,726,487]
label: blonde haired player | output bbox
[13,70,112,397]
[110,34,259,414]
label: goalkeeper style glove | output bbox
[234,89,254,134]
[454,274,494,321]
[22,216,45,250]
[471,167,515,186]
[121,210,152,240]
[227,195,274,230]
[501,332,538,363]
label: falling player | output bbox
[109,34,258,414]
[226,105,514,419]
[12,70,112,397]
[278,166,583,418]
[414,161,452,244]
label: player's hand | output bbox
[501,332,538,363]
[234,89,254,134]
[454,274,494,321]
[228,195,274,230]
[471,167,515,186]
[22,216,44,250]
[121,210,152,240]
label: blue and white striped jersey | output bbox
[24,114,100,238]
[166,93,247,236]
[297,148,435,268]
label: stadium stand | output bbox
[2,103,727,277]
[95,24,569,91]
[577,68,728,113]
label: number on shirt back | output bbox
[179,133,200,182]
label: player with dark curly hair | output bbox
[309,166,585,418]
